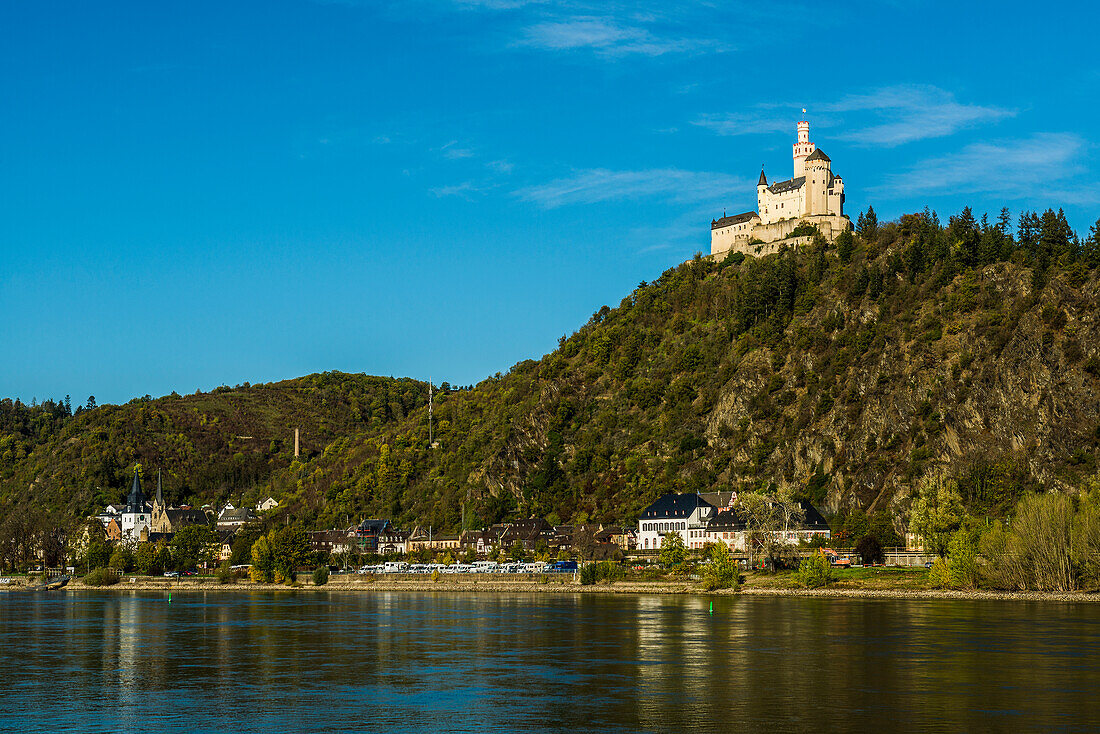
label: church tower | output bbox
[792,115,816,178]
[120,468,150,541]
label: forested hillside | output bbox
[3,206,1099,538]
[0,373,427,525]
[266,207,1100,532]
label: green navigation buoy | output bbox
[168,592,172,604]
[709,601,713,615]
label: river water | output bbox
[2,591,1099,732]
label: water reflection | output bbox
[1,592,1099,732]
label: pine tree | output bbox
[836,229,855,264]
[1086,218,1100,269]
[857,206,879,243]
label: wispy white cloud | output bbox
[877,132,1092,201]
[513,16,716,57]
[440,140,475,159]
[692,111,797,137]
[430,181,485,199]
[486,159,514,173]
[515,168,746,208]
[449,0,548,8]
[826,85,1013,146]
[695,85,1012,146]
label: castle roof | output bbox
[805,148,831,163]
[758,170,768,186]
[711,211,759,229]
[767,176,805,194]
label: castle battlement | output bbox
[711,118,850,258]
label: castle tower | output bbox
[756,169,768,212]
[792,116,816,178]
[804,148,832,216]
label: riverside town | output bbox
[6,464,940,591]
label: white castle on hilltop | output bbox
[711,117,850,258]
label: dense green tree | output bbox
[658,532,688,571]
[836,229,854,264]
[1085,218,1100,269]
[84,540,111,571]
[272,525,311,582]
[250,533,275,583]
[108,545,133,573]
[508,540,526,562]
[855,535,884,565]
[909,474,965,557]
[134,543,156,576]
[170,525,215,571]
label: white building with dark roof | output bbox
[711,117,850,258]
[637,493,717,551]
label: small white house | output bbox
[256,497,278,512]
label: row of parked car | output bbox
[356,560,579,575]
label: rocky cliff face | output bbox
[703,264,1098,516]
[445,244,1100,529]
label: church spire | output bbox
[156,468,164,507]
[127,469,145,513]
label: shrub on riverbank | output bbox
[83,568,119,586]
[217,561,234,585]
[701,543,739,591]
[580,561,625,585]
[312,566,329,586]
[795,550,834,588]
[977,485,1100,591]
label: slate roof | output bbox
[758,170,768,186]
[594,526,625,542]
[639,493,714,521]
[711,211,759,229]
[165,508,209,528]
[218,507,258,524]
[805,148,831,163]
[800,502,830,530]
[126,471,145,513]
[500,518,554,544]
[706,507,751,532]
[460,529,496,545]
[705,501,831,532]
[767,176,805,194]
[698,491,737,510]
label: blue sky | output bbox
[2,1,1098,405]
